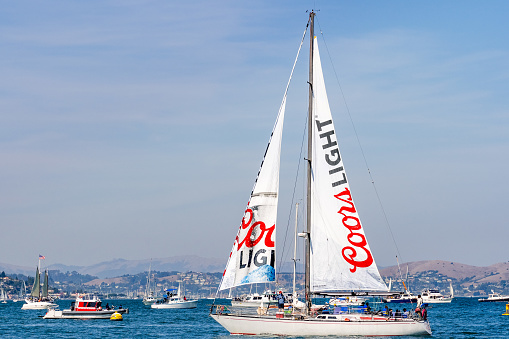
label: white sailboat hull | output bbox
[151,300,198,309]
[142,297,157,305]
[21,300,57,310]
[210,314,431,336]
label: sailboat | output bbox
[12,281,26,303]
[0,288,7,303]
[22,266,57,310]
[142,262,157,305]
[210,11,431,336]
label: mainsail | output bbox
[309,36,387,293]
[30,266,40,298]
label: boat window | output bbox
[317,315,325,319]
[328,316,337,319]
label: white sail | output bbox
[309,36,387,293]
[218,98,286,291]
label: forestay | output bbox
[309,37,387,293]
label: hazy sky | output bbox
[1,1,508,269]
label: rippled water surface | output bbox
[0,298,508,338]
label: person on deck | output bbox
[416,294,423,308]
[277,291,285,310]
[421,306,427,320]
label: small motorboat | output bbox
[230,290,279,308]
[151,284,197,309]
[421,288,453,304]
[478,290,509,302]
[43,294,128,319]
[383,292,418,304]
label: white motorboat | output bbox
[422,284,453,304]
[231,290,278,308]
[210,11,431,336]
[22,265,57,310]
[383,292,418,304]
[478,290,509,302]
[44,294,128,319]
[151,283,198,309]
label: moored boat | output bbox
[210,11,431,336]
[43,294,128,319]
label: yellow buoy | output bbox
[110,312,123,321]
[502,303,509,316]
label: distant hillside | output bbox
[3,257,509,294]
[0,255,225,279]
[380,260,509,283]
[49,255,225,278]
[0,262,35,276]
[380,260,509,296]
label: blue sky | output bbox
[1,1,508,269]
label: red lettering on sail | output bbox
[236,208,275,250]
[334,187,374,272]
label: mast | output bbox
[305,10,315,312]
[292,203,299,307]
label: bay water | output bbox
[0,297,507,338]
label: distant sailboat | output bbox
[12,281,26,303]
[22,257,57,310]
[210,11,431,336]
[0,288,7,303]
[142,261,157,305]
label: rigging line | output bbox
[248,17,310,197]
[316,18,403,262]
[274,18,310,285]
[277,112,308,284]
